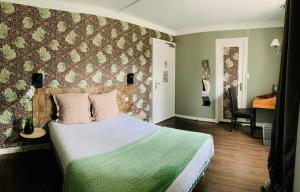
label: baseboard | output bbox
[0,143,51,155]
[175,114,217,123]
[219,119,268,128]
[175,114,269,127]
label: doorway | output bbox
[215,38,248,122]
[152,38,176,124]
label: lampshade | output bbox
[270,39,280,47]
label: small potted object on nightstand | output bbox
[24,117,33,134]
[20,118,46,139]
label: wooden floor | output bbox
[159,118,269,192]
[0,117,269,192]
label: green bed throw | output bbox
[63,128,212,192]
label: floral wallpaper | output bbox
[223,47,239,119]
[0,1,174,148]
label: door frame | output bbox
[151,38,176,124]
[215,37,248,122]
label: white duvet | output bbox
[48,114,214,192]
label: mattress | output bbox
[48,114,214,192]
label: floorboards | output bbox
[0,117,269,192]
[158,117,269,192]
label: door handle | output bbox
[155,82,161,89]
[239,83,242,91]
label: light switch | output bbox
[246,73,250,79]
[124,96,129,102]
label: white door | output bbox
[215,38,248,122]
[152,38,176,124]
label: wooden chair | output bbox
[228,87,256,137]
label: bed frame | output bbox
[32,85,133,127]
[32,85,211,191]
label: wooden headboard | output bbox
[32,85,133,127]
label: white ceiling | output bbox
[8,0,285,35]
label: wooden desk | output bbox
[253,93,276,109]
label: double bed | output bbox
[33,86,214,192]
[49,114,214,192]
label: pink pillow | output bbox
[89,90,120,121]
[53,93,91,124]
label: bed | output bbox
[33,86,214,192]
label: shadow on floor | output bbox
[0,149,62,192]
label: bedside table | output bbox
[20,127,46,139]
[133,114,147,121]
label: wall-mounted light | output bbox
[127,73,134,85]
[270,39,281,55]
[32,73,43,88]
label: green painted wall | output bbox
[175,27,283,123]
